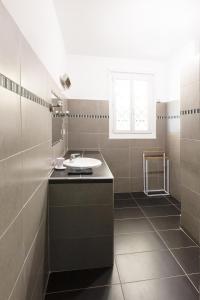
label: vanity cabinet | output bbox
[48,152,114,271]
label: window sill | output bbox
[109,133,156,139]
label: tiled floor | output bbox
[45,193,200,300]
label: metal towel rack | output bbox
[143,151,170,197]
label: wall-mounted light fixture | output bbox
[60,73,71,89]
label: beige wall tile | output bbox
[0,88,21,160]
[114,178,131,193]
[98,118,109,133]
[169,163,181,201]
[22,181,48,256]
[181,210,199,242]
[99,133,130,149]
[181,161,200,194]
[130,177,144,192]
[101,148,130,178]
[166,133,180,160]
[52,139,65,162]
[21,98,51,150]
[9,217,47,300]
[0,216,24,300]
[0,153,23,237]
[68,118,100,133]
[0,3,56,299]
[22,142,51,205]
[68,132,99,150]
[68,99,98,114]
[8,271,26,300]
[181,185,200,221]
[156,102,166,116]
[23,217,47,300]
[180,114,200,140]
[181,139,200,166]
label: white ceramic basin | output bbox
[63,157,102,169]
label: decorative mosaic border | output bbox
[68,114,179,120]
[53,111,69,118]
[67,113,181,120]
[68,113,109,119]
[157,115,180,119]
[180,109,200,115]
[0,73,50,109]
[53,109,200,119]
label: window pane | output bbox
[113,79,131,131]
[133,80,149,131]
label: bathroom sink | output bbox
[63,157,102,169]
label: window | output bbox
[109,72,156,139]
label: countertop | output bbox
[49,151,114,183]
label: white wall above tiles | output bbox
[66,54,169,101]
[2,0,68,89]
[166,40,199,102]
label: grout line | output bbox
[8,216,46,300]
[148,215,180,219]
[164,196,181,211]
[115,246,198,257]
[114,214,180,221]
[114,207,143,210]
[46,282,122,295]
[136,204,176,208]
[46,273,199,296]
[119,274,187,285]
[114,217,147,221]
[114,256,126,300]
[114,230,155,235]
[179,227,200,248]
[114,206,138,209]
[43,271,51,300]
[139,206,200,294]
[0,179,47,241]
[0,138,52,163]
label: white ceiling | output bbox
[54,0,200,60]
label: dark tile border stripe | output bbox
[180,109,200,115]
[0,73,50,109]
[68,113,109,119]
[157,115,180,119]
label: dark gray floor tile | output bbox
[114,199,138,208]
[141,205,180,217]
[114,208,144,220]
[114,219,154,235]
[159,230,196,249]
[122,276,198,300]
[116,250,183,283]
[136,197,171,207]
[114,193,132,200]
[172,247,200,274]
[189,274,200,291]
[150,216,180,230]
[131,192,148,199]
[47,264,120,293]
[114,232,166,254]
[166,196,181,207]
[45,285,124,300]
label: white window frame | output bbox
[109,71,156,139]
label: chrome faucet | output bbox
[70,153,81,160]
